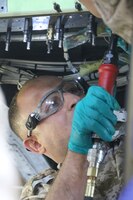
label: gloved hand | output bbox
[68,86,120,155]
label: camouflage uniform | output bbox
[20,168,57,200]
[20,124,125,200]
[93,124,125,200]
[93,0,133,44]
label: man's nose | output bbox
[63,93,80,111]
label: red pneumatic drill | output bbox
[85,34,119,199]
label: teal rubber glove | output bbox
[68,86,120,155]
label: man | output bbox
[8,76,125,200]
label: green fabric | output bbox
[106,27,131,55]
[68,86,120,154]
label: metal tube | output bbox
[26,18,32,50]
[0,32,79,42]
[0,34,47,42]
[5,19,12,51]
[23,18,29,42]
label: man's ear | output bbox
[23,136,46,154]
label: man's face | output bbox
[17,77,82,163]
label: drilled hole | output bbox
[1,6,4,10]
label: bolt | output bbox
[75,2,82,11]
[53,2,62,12]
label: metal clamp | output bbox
[112,109,127,140]
[114,109,127,122]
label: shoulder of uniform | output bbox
[20,168,57,200]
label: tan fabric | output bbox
[94,0,133,44]
[20,124,125,200]
[20,168,57,200]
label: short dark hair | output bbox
[8,92,23,139]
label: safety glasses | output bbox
[25,80,86,137]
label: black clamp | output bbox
[75,2,82,11]
[25,113,39,137]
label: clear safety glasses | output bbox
[25,80,86,137]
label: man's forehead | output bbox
[27,76,62,89]
[17,77,62,111]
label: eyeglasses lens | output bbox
[62,81,84,97]
[39,91,63,120]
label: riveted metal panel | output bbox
[0,14,89,33]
